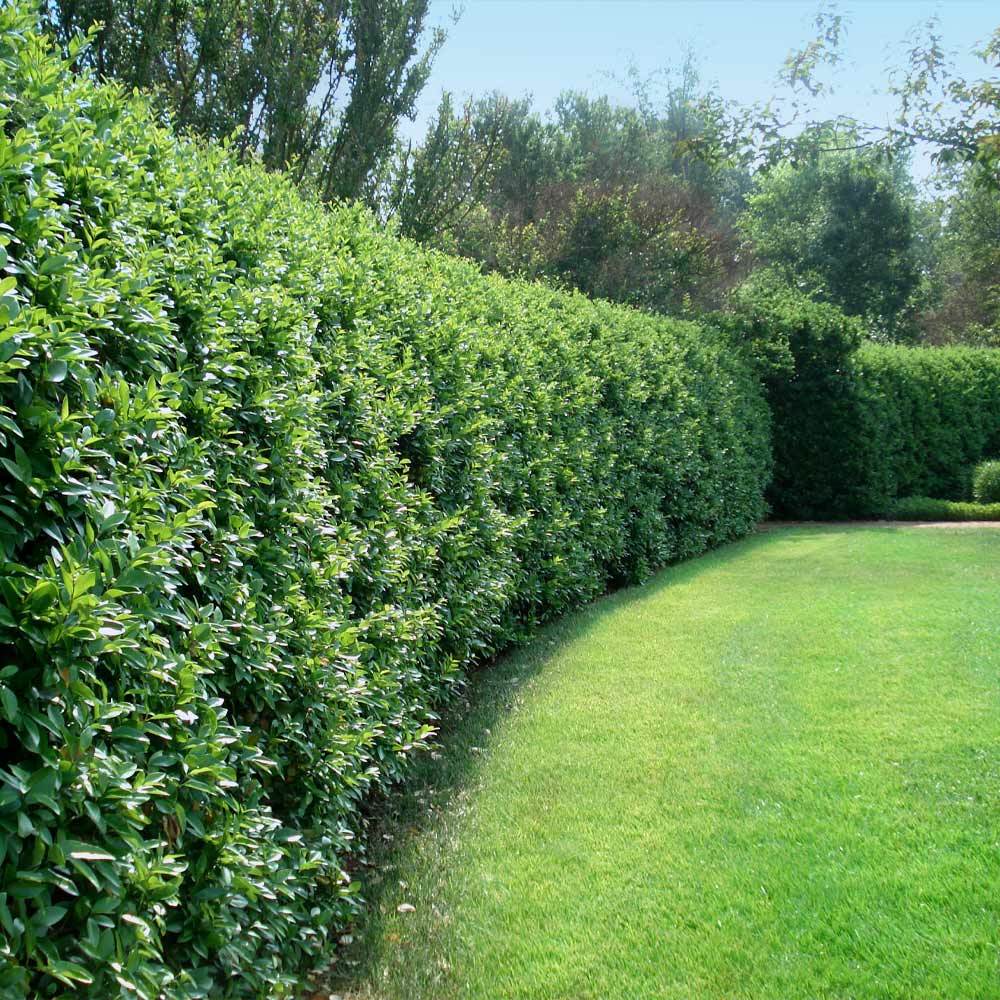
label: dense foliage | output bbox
[739,150,922,339]
[408,85,747,316]
[0,8,771,997]
[43,0,444,205]
[972,460,1000,503]
[853,345,1000,509]
[38,0,1000,346]
[921,169,1000,346]
[713,284,869,518]
[717,286,1000,518]
[725,10,1000,347]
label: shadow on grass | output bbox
[315,529,802,995]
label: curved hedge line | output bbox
[0,9,770,997]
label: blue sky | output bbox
[408,0,998,179]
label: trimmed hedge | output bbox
[0,9,770,997]
[891,497,1000,521]
[854,345,1000,510]
[719,285,870,519]
[728,287,1000,518]
[792,344,1000,518]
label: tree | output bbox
[406,73,747,315]
[731,7,1000,188]
[920,167,1000,344]
[43,0,445,205]
[882,22,1000,186]
[530,180,741,314]
[740,147,922,338]
[383,92,512,242]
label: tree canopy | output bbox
[44,0,445,204]
[739,148,922,338]
[39,1,1000,346]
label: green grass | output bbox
[329,526,1000,1000]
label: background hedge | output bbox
[0,8,770,997]
[727,287,1000,518]
[854,345,1000,509]
[891,496,1000,521]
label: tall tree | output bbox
[402,70,748,315]
[920,167,1000,344]
[43,0,445,205]
[383,92,512,242]
[740,148,922,338]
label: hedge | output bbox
[728,287,1000,518]
[854,345,1000,509]
[0,8,771,997]
[890,496,1000,521]
[785,343,1000,518]
[719,286,869,518]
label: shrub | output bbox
[722,282,1000,518]
[0,8,770,997]
[972,460,1000,503]
[854,345,1000,510]
[891,497,1000,521]
[717,282,876,518]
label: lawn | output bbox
[330,526,1000,1000]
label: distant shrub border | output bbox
[855,346,1000,510]
[0,8,770,997]
[890,497,1000,521]
[721,286,1000,518]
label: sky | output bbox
[407,0,999,181]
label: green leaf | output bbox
[68,847,116,862]
[43,961,94,986]
[0,458,28,486]
[25,581,59,614]
[39,254,70,276]
[0,296,19,325]
[34,905,68,929]
[0,686,16,723]
[0,413,21,437]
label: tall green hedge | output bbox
[0,9,770,996]
[727,286,1000,518]
[783,343,1000,518]
[717,284,870,518]
[855,344,1000,508]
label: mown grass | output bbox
[328,526,1000,1000]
